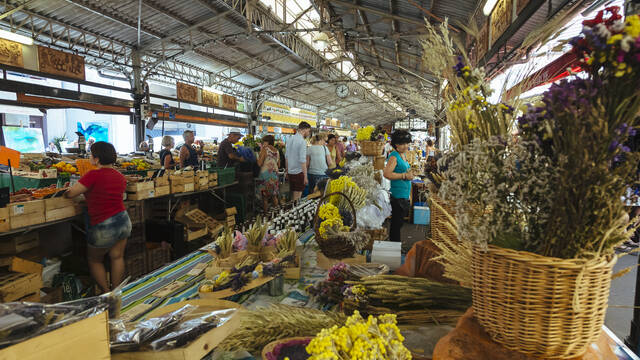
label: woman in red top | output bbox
[65,141,131,293]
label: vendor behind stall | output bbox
[383,130,415,243]
[64,141,131,293]
[217,128,246,167]
[179,130,199,168]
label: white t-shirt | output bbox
[307,145,329,175]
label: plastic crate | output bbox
[125,253,147,280]
[146,245,171,273]
[413,202,430,225]
[125,201,144,224]
[0,173,57,192]
[210,167,236,186]
[128,223,144,243]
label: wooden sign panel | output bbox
[37,46,85,80]
[202,89,220,107]
[0,39,23,68]
[476,24,489,62]
[222,94,237,110]
[490,0,512,45]
[176,82,198,103]
[517,0,531,14]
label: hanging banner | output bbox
[202,89,220,107]
[37,46,85,80]
[476,24,489,63]
[222,94,237,110]
[490,0,512,45]
[0,39,23,68]
[176,82,198,103]
[504,52,581,100]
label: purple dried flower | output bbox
[609,140,619,152]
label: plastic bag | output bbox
[150,308,236,351]
[356,190,392,229]
[110,304,196,352]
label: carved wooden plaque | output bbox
[0,39,23,68]
[476,24,489,62]
[176,82,199,103]
[37,46,85,80]
[202,89,220,107]
[222,94,237,110]
[517,0,531,15]
[490,0,513,45]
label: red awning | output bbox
[504,52,582,100]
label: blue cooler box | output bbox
[413,202,430,225]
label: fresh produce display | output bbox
[305,311,411,360]
[31,185,66,198]
[52,161,78,175]
[121,158,151,171]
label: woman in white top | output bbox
[306,134,332,192]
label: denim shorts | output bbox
[87,211,132,248]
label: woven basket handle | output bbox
[313,191,358,237]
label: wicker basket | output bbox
[262,337,312,360]
[360,140,384,156]
[313,191,358,259]
[430,194,456,243]
[472,245,616,359]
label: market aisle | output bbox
[606,252,637,342]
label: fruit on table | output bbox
[52,161,78,174]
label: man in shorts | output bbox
[285,121,312,201]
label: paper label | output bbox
[12,205,24,215]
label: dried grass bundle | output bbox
[218,305,346,353]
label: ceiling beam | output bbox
[250,68,311,92]
[141,0,190,26]
[62,0,163,39]
[328,0,425,27]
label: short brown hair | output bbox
[262,135,275,146]
[90,141,117,165]
[298,121,311,130]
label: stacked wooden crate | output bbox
[44,197,81,222]
[0,252,44,302]
[170,170,195,193]
[195,170,209,191]
[8,200,45,229]
[208,171,219,187]
[225,207,237,229]
[154,174,170,197]
[126,181,155,200]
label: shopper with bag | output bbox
[383,130,415,242]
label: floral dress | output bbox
[257,147,280,200]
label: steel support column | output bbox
[132,50,145,146]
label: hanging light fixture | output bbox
[483,0,499,16]
[0,29,33,45]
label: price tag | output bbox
[12,204,24,215]
[148,190,155,198]
[187,263,207,277]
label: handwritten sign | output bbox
[176,82,198,103]
[222,94,237,111]
[490,0,512,45]
[476,24,489,62]
[0,146,20,168]
[202,89,220,107]
[37,46,85,80]
[0,39,23,68]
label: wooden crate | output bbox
[44,197,76,211]
[180,170,195,178]
[126,181,154,192]
[18,291,40,302]
[10,213,46,230]
[125,201,144,224]
[208,179,218,188]
[8,256,43,274]
[154,176,169,187]
[0,233,39,254]
[154,185,170,197]
[125,252,147,280]
[9,200,45,217]
[169,175,185,185]
[0,207,9,232]
[0,311,110,360]
[111,299,240,360]
[46,206,77,222]
[127,188,156,200]
[209,172,218,181]
[183,182,195,192]
[0,272,42,301]
[316,251,366,270]
[187,226,208,241]
[185,209,221,236]
[284,254,301,280]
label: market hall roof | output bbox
[0,0,588,126]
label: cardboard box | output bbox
[9,200,45,217]
[45,206,77,222]
[0,207,9,232]
[9,213,46,230]
[154,185,170,197]
[0,271,42,301]
[0,233,39,254]
[44,197,76,211]
[126,181,154,192]
[0,311,110,360]
[111,299,240,360]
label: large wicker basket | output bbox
[313,191,358,259]
[471,245,616,359]
[360,140,384,156]
[430,194,456,243]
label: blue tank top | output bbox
[389,151,411,199]
[183,144,199,168]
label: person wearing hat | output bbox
[217,128,246,168]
